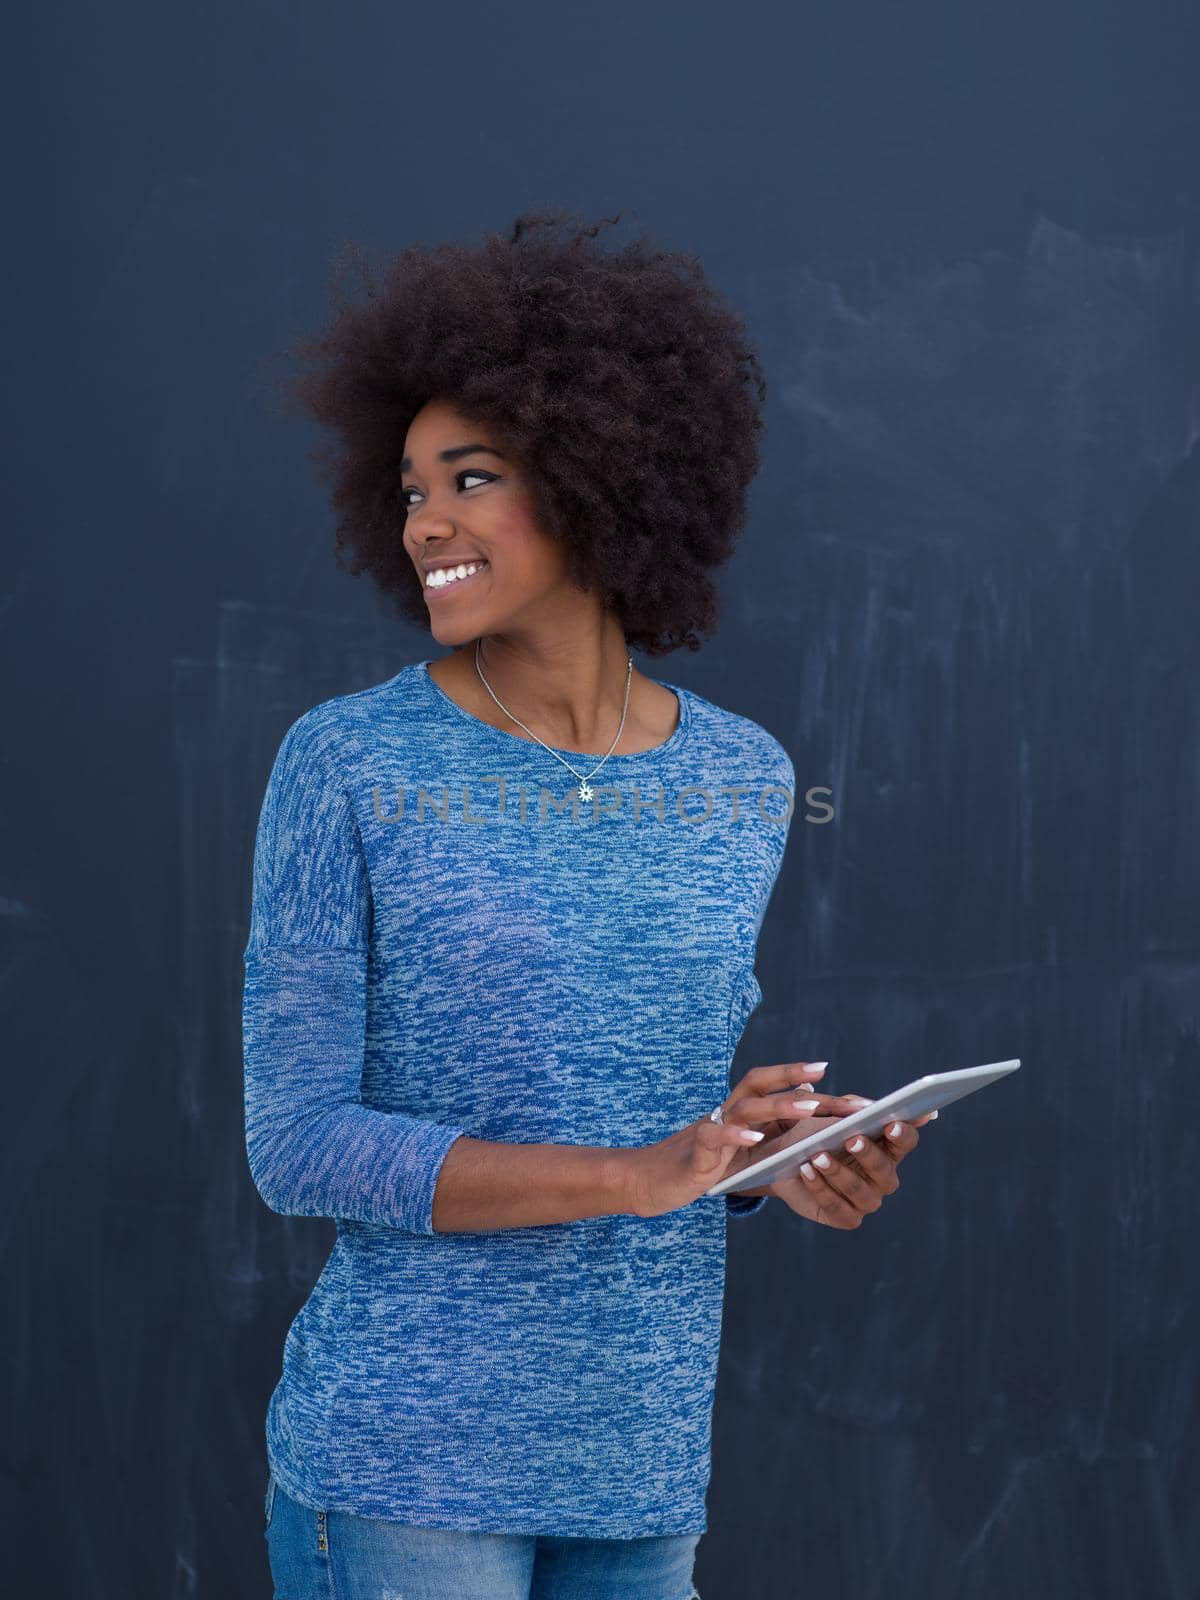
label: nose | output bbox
[405,512,459,559]
[413,532,459,563]
[407,507,458,537]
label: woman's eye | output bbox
[401,470,495,507]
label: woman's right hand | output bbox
[620,1062,873,1219]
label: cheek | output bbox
[497,523,574,588]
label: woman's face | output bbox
[400,396,583,644]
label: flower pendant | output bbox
[578,781,593,801]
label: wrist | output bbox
[605,1147,643,1217]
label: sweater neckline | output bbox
[410,657,694,763]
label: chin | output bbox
[428,619,490,654]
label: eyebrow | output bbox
[399,443,506,474]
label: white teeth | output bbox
[426,562,486,589]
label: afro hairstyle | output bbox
[266,205,767,656]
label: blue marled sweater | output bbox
[242,658,794,1537]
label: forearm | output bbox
[431,1136,633,1232]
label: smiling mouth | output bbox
[423,561,490,599]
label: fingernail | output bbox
[848,1137,865,1152]
[888,1122,902,1138]
[928,1110,938,1120]
[801,1162,817,1180]
[813,1152,833,1169]
[807,1061,828,1073]
[739,1129,765,1142]
[790,1099,819,1113]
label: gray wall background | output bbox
[4,1,1197,1595]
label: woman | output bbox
[243,207,930,1600]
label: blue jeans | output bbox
[264,1470,702,1600]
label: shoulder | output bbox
[677,682,795,791]
[269,668,413,785]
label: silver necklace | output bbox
[474,639,633,802]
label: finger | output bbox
[802,1148,883,1214]
[695,1120,767,1174]
[728,1088,869,1125]
[797,1161,866,1228]
[799,1091,874,1116]
[839,1131,901,1196]
[723,1094,864,1132]
[881,1120,921,1161]
[737,1061,829,1097]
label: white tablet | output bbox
[705,1058,1020,1197]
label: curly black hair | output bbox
[265,206,767,656]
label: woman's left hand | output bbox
[766,1110,932,1228]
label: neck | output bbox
[468,627,634,750]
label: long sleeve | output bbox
[241,714,466,1232]
[720,747,794,1223]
